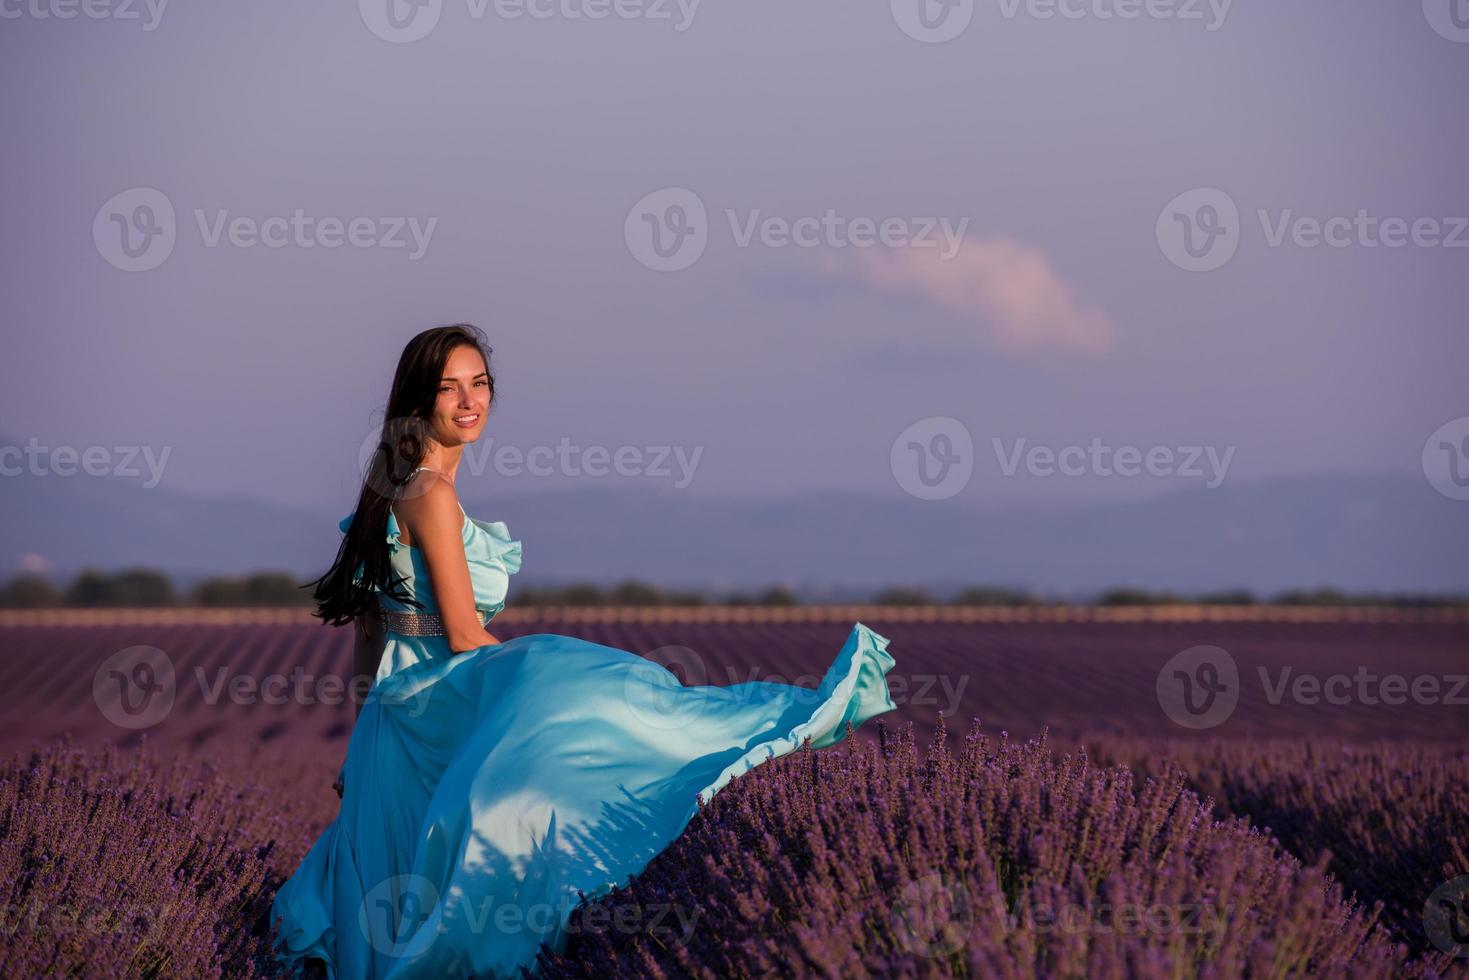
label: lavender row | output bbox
[533,718,1461,978]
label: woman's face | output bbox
[430,345,491,445]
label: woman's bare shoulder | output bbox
[392,471,461,542]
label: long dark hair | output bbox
[307,324,496,627]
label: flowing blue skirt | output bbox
[270,622,898,978]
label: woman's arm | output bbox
[395,477,501,654]
[351,605,384,720]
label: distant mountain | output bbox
[3,472,1465,596]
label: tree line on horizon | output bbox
[0,569,1464,610]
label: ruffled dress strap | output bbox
[464,516,523,575]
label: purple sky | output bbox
[2,2,1466,514]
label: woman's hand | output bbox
[450,627,500,654]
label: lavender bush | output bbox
[1,724,1463,977]
[1084,736,1469,958]
[0,737,335,978]
[533,718,1460,978]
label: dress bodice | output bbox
[337,503,523,624]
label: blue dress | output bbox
[270,504,899,978]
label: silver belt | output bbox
[381,608,489,637]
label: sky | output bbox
[1,0,1466,515]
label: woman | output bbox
[270,324,899,978]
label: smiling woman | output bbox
[308,324,500,630]
[273,323,899,978]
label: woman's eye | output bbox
[475,379,488,387]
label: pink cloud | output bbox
[826,238,1118,356]
[18,553,51,575]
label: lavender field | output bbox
[2,610,1466,977]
